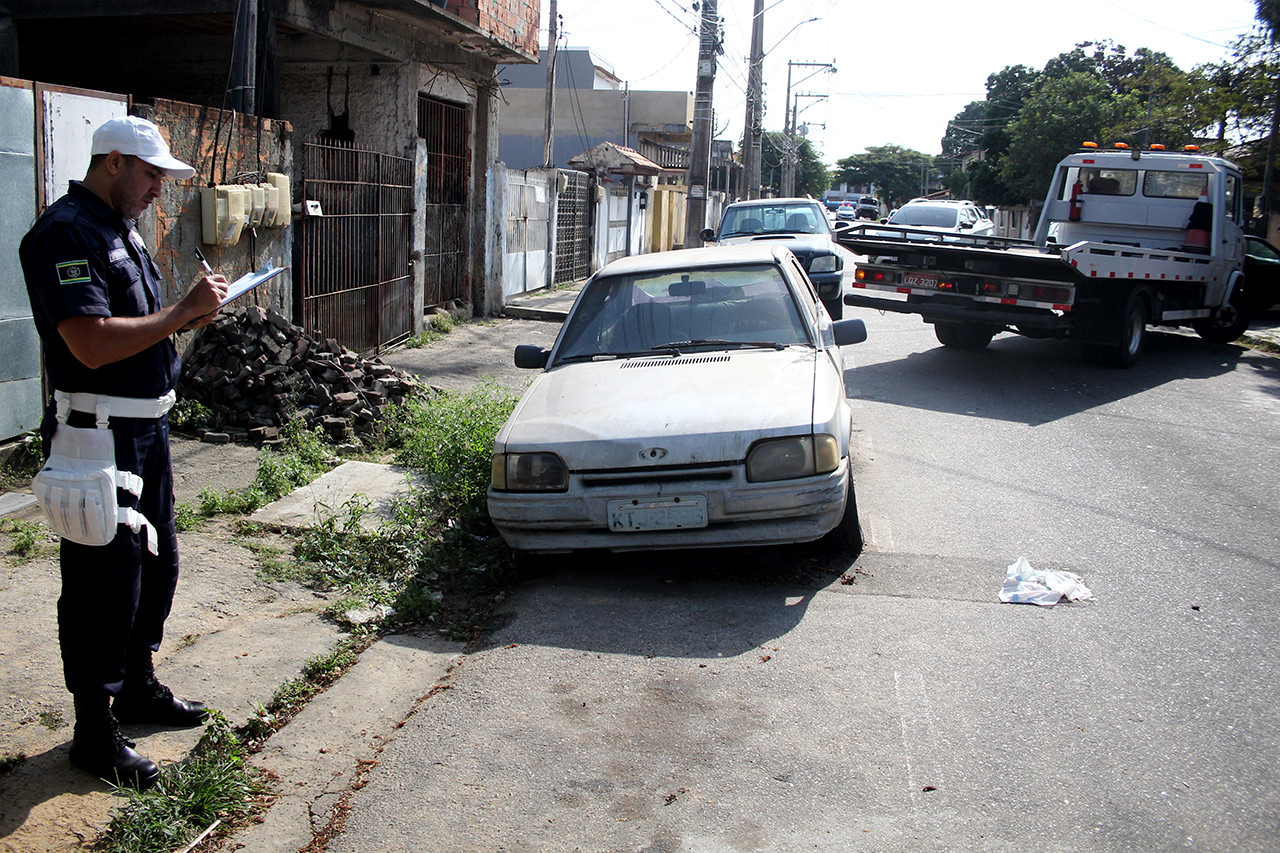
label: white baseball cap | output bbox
[91,116,196,181]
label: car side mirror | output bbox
[700,227,716,242]
[878,218,888,224]
[514,345,549,369]
[959,222,973,230]
[832,318,868,346]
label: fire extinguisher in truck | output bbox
[1068,179,1084,222]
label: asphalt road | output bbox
[336,312,1280,852]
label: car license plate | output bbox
[608,496,708,532]
[903,271,939,289]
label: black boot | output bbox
[113,651,209,728]
[68,693,161,790]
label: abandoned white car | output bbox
[487,243,868,553]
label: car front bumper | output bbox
[487,461,848,552]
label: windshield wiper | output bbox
[659,339,789,351]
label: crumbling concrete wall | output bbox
[135,100,293,324]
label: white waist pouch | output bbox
[32,397,161,555]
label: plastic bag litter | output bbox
[999,557,1094,607]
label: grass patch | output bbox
[0,431,44,493]
[38,709,66,730]
[100,712,269,853]
[2,518,55,563]
[286,384,522,636]
[241,638,366,746]
[387,383,518,524]
[402,311,459,349]
[174,502,202,532]
[0,752,24,775]
[168,399,215,435]
[197,421,335,519]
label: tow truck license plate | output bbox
[608,496,708,532]
[903,272,939,289]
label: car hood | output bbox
[497,348,822,469]
[715,233,833,255]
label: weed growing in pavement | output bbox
[173,502,202,532]
[240,638,366,746]
[387,382,518,524]
[403,311,459,349]
[285,384,522,636]
[99,711,269,853]
[197,420,335,518]
[168,399,214,435]
[1,518,55,563]
[37,709,65,730]
[0,431,44,493]
[0,752,24,776]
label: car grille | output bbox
[580,462,737,488]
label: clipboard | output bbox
[221,264,288,306]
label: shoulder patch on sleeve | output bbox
[56,260,92,285]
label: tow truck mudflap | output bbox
[843,292,1071,330]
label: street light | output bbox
[782,59,835,196]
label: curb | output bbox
[502,304,569,323]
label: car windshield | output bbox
[720,204,828,236]
[887,206,960,228]
[553,263,812,364]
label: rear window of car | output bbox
[721,204,827,236]
[888,206,960,228]
[554,263,812,362]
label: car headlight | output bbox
[746,434,840,482]
[809,254,842,273]
[491,452,569,492]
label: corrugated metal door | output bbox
[503,171,549,298]
[418,96,471,306]
[299,139,415,354]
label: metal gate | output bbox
[299,139,415,354]
[554,170,592,284]
[503,170,550,298]
[607,186,629,264]
[418,95,471,306]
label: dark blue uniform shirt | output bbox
[20,181,179,398]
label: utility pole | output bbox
[684,0,718,248]
[542,0,558,167]
[782,59,834,197]
[742,0,764,200]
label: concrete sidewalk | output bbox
[501,284,580,323]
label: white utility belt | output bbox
[30,389,177,555]
[54,389,176,426]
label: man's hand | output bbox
[58,274,231,369]
[182,274,229,316]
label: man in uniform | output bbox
[20,116,228,789]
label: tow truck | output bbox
[835,144,1250,367]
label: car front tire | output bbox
[821,470,863,555]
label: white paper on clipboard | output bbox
[221,264,288,306]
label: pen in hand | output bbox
[194,247,214,276]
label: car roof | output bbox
[724,197,822,210]
[594,243,790,277]
[904,198,977,207]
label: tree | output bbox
[1000,71,1128,201]
[833,145,934,207]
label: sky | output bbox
[539,0,1262,165]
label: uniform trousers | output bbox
[50,410,179,697]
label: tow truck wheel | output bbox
[1194,289,1251,343]
[935,322,995,350]
[1081,288,1148,368]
